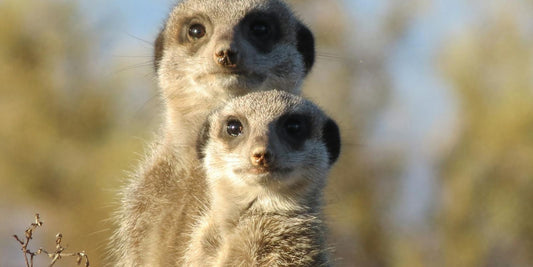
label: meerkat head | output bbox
[197,90,340,208]
[154,0,315,97]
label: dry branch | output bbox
[13,213,90,267]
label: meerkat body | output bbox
[113,0,315,266]
[186,90,341,266]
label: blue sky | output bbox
[79,0,171,38]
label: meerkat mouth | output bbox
[210,69,246,75]
[193,73,267,93]
[197,71,267,83]
[236,166,293,176]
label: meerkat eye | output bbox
[284,116,310,139]
[285,119,302,135]
[226,119,243,137]
[250,21,271,39]
[188,24,206,39]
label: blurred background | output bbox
[1,0,532,266]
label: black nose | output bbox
[250,147,273,167]
[215,48,239,68]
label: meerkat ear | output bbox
[296,23,315,75]
[196,120,211,160]
[322,119,341,165]
[154,28,165,72]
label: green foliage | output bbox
[438,6,533,267]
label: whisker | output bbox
[134,92,161,116]
[316,51,344,61]
[125,32,154,47]
[112,55,153,58]
[112,61,154,75]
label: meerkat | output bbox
[112,0,315,266]
[185,90,341,266]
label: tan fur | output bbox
[112,0,315,266]
[185,90,338,266]
[112,141,209,266]
[215,213,329,267]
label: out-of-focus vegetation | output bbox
[437,6,533,267]
[1,0,532,266]
[0,1,152,266]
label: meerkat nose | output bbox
[250,147,273,167]
[214,47,239,68]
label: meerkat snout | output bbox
[214,47,239,68]
[250,146,273,167]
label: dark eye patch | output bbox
[250,20,271,40]
[277,114,311,150]
[241,12,281,53]
[284,116,308,138]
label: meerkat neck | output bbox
[162,86,230,157]
[208,177,315,234]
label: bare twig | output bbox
[40,233,90,267]
[13,213,43,267]
[13,214,90,267]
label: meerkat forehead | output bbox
[213,90,326,131]
[172,0,294,23]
